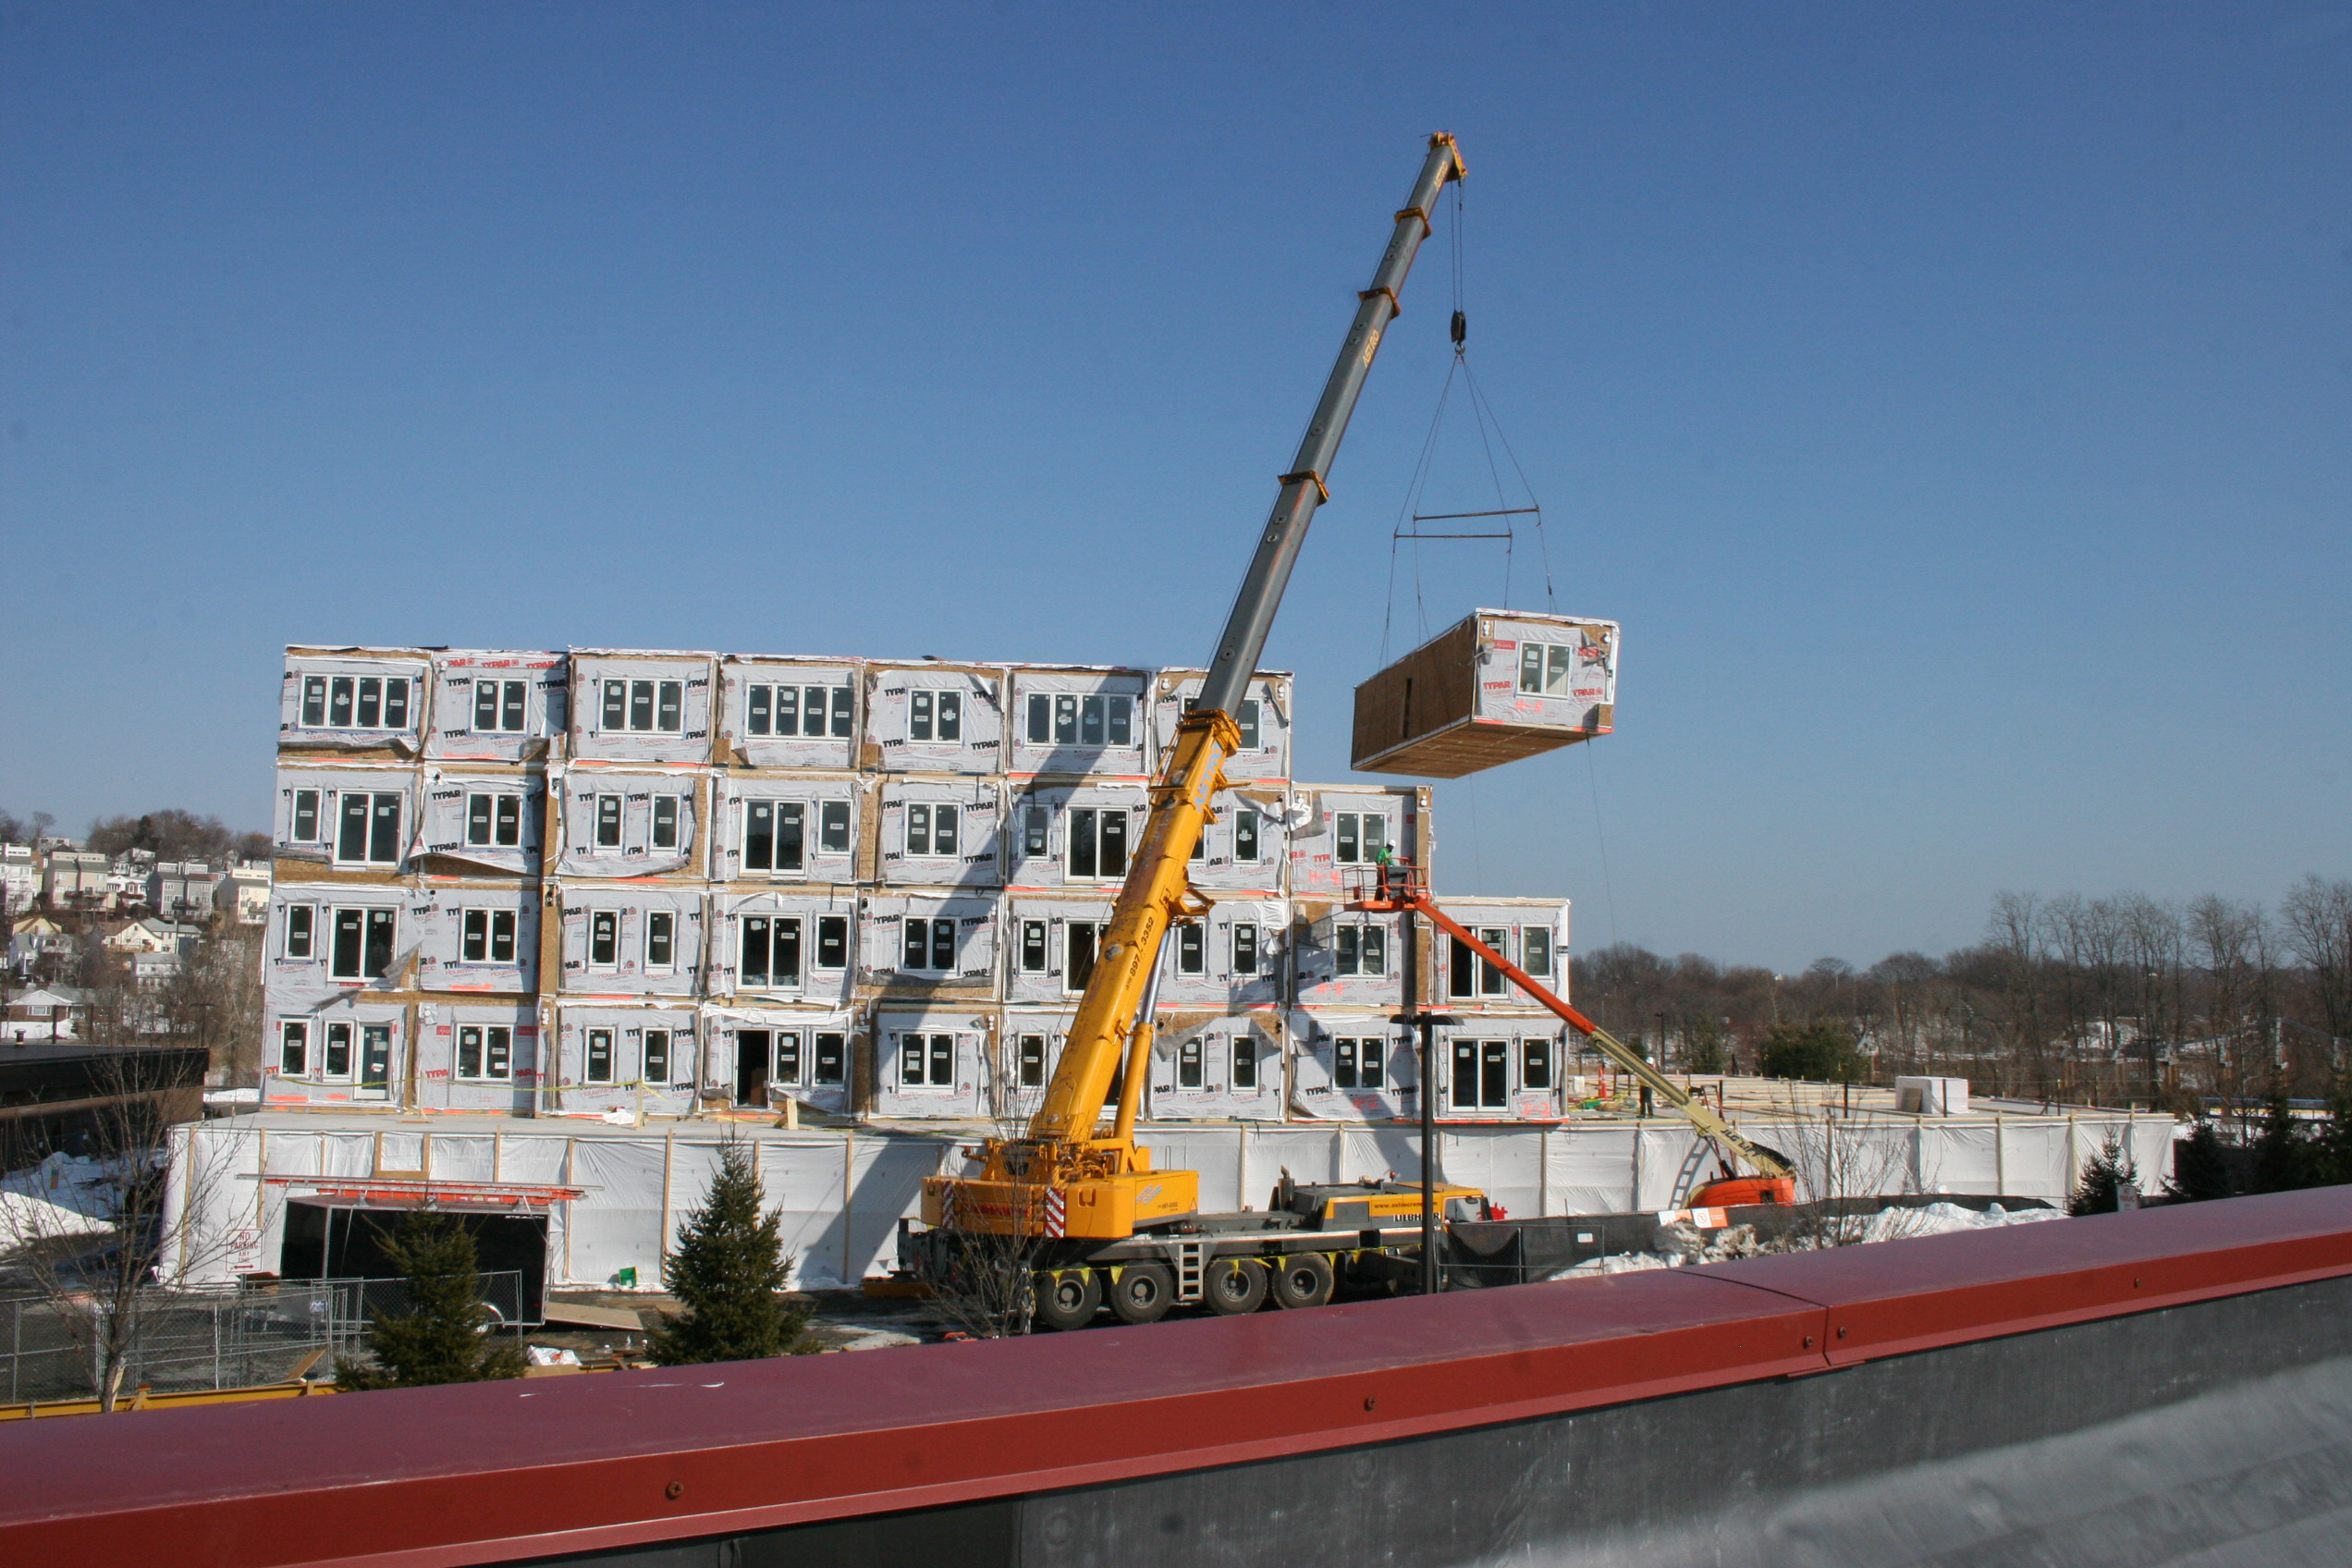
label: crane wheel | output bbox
[1107,1262,1176,1325]
[1268,1252,1335,1310]
[1202,1256,1268,1316]
[1031,1268,1101,1332]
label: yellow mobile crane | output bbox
[915,136,1477,1328]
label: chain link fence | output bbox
[1,1271,527,1404]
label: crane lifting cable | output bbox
[1378,178,1560,666]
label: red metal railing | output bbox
[4,1188,2350,1567]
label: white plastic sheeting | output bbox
[1288,785,1416,901]
[709,889,859,1006]
[546,1006,701,1120]
[877,778,1004,888]
[414,766,545,875]
[1001,895,1114,1008]
[717,658,862,771]
[569,654,717,765]
[410,885,538,996]
[1004,668,1151,779]
[866,665,1004,776]
[1479,612,1619,732]
[1146,1011,1285,1123]
[554,768,700,878]
[557,888,705,998]
[1292,908,1406,1010]
[413,1002,540,1115]
[868,1008,995,1119]
[161,1109,2174,1292]
[425,651,568,764]
[857,894,998,989]
[1289,1010,1422,1121]
[1153,672,1292,782]
[709,776,862,886]
[1001,784,1147,892]
[279,653,431,753]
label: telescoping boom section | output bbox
[1347,860,1795,1205]
[921,135,1468,1243]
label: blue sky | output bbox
[3,4,2346,970]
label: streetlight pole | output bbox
[1393,897,1460,1297]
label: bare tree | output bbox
[0,1049,241,1409]
[2280,876,2352,1071]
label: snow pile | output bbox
[0,1189,114,1247]
[1855,1201,2065,1245]
[1552,1203,2065,1280]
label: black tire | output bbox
[1031,1268,1101,1332]
[1268,1251,1335,1310]
[1202,1256,1268,1317]
[1107,1262,1176,1325]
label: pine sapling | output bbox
[648,1138,813,1365]
[335,1212,526,1390]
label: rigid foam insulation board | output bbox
[1352,610,1618,778]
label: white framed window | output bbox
[778,1031,848,1086]
[1024,692,1133,747]
[1021,806,1049,859]
[740,916,801,987]
[290,789,324,843]
[813,914,849,972]
[1520,925,1553,979]
[1334,924,1387,976]
[465,793,524,849]
[279,1021,309,1076]
[600,678,684,734]
[328,906,397,982]
[744,802,803,873]
[1178,1037,1203,1088]
[284,904,317,961]
[1019,919,1048,974]
[652,797,680,850]
[588,911,619,969]
[335,791,403,865]
[1232,1036,1257,1090]
[1064,921,1109,994]
[457,1024,513,1082]
[644,1028,672,1085]
[645,911,675,971]
[1516,641,1599,696]
[905,803,960,858]
[1451,1038,1511,1109]
[1067,808,1128,879]
[1451,927,1513,998]
[472,679,530,733]
[323,1022,353,1078]
[747,682,853,739]
[1231,924,1260,976]
[301,673,412,730]
[593,795,623,849]
[899,1032,956,1089]
[1333,811,1388,865]
[585,1028,615,1084]
[1332,1036,1388,1091]
[1016,1032,1048,1088]
[907,689,962,742]
[1232,809,1262,864]
[1522,1038,1553,1090]
[1172,922,1204,975]
[459,908,518,964]
[902,917,959,974]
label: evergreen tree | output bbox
[648,1139,812,1365]
[336,1213,526,1390]
[2069,1135,2141,1216]
[1758,1021,1863,1084]
[2166,1120,2233,1203]
[2250,1089,2310,1194]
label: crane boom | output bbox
[924,135,1465,1242]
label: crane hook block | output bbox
[1451,310,1466,348]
